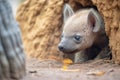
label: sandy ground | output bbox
[22,58,120,80]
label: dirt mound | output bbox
[17,0,64,59]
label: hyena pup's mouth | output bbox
[62,49,80,54]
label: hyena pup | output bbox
[58,4,110,63]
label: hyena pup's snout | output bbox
[58,36,81,53]
[58,39,73,53]
[58,42,76,54]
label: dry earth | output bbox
[22,58,120,80]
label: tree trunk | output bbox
[17,0,120,64]
[0,0,26,80]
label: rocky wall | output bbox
[17,0,64,60]
[91,0,120,64]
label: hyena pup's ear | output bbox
[63,4,74,23]
[87,9,103,32]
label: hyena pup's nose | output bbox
[58,45,64,51]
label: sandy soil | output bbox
[22,58,120,80]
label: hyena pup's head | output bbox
[58,4,104,54]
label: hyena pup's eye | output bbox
[74,35,81,41]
